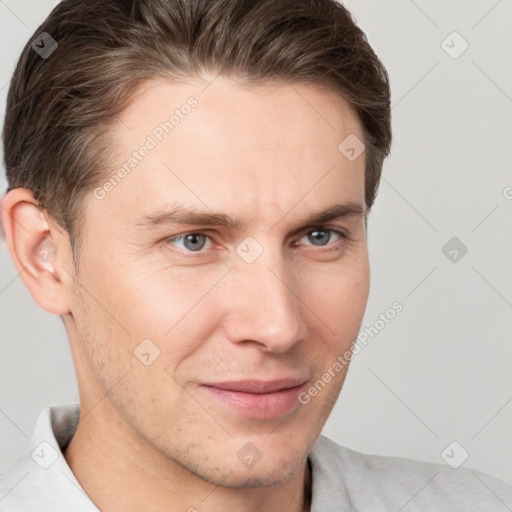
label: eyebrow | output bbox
[135,201,366,232]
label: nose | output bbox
[222,246,307,354]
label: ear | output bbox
[1,188,74,315]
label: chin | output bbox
[182,443,304,490]
[238,444,305,486]
[218,460,299,489]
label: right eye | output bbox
[163,232,214,254]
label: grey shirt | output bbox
[0,403,510,511]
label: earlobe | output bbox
[1,188,73,316]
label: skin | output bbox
[1,75,370,512]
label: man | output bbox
[0,0,510,510]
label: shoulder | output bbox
[309,435,512,512]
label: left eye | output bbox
[165,228,345,253]
[297,228,345,247]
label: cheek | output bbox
[94,260,226,360]
[301,260,370,337]
[71,280,134,395]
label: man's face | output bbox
[67,76,370,487]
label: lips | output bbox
[201,377,307,394]
[198,377,308,419]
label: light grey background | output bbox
[1,0,511,490]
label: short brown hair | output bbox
[3,0,391,266]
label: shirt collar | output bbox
[27,402,99,510]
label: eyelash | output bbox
[162,227,349,256]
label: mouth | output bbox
[198,378,308,420]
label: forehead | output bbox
[118,75,363,148]
[85,76,366,236]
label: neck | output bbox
[63,399,312,512]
